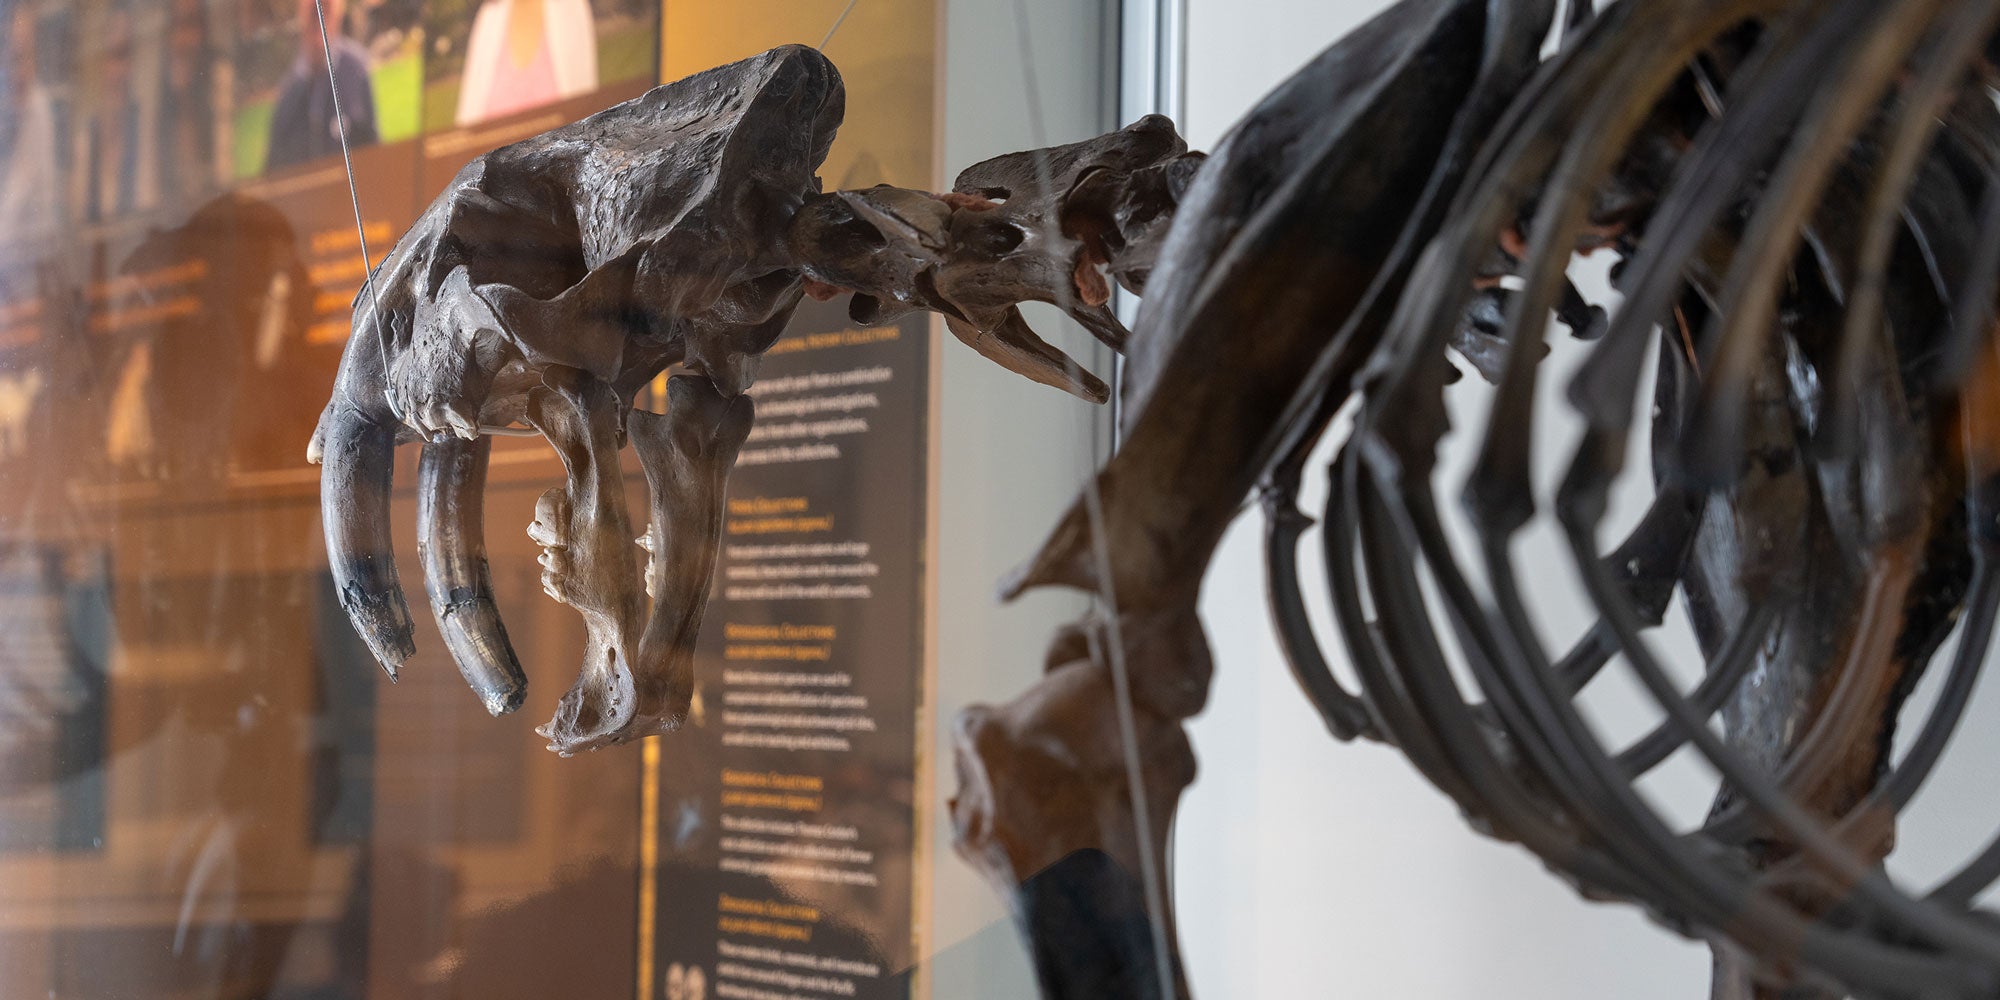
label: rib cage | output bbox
[1248,1,2000,995]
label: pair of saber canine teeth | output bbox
[335,367,751,755]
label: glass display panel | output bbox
[0,2,951,997]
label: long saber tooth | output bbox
[418,435,528,715]
[319,404,415,678]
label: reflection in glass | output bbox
[265,0,379,172]
[453,0,597,125]
[2,2,650,993]
[0,1,66,241]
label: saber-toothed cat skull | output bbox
[310,45,1186,754]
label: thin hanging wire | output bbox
[819,0,860,50]
[1009,0,1178,992]
[312,0,385,347]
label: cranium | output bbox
[310,45,1187,754]
[787,114,1193,402]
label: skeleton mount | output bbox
[316,3,2000,997]
[309,45,1153,752]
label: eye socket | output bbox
[820,203,887,254]
[831,216,887,253]
[968,222,1026,255]
[798,200,889,286]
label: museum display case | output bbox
[10,2,2000,999]
[0,2,996,997]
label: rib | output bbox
[1007,0,1557,605]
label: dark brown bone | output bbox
[1060,144,1208,296]
[787,187,1118,400]
[317,45,1134,747]
[786,117,1193,401]
[626,376,755,741]
[312,295,414,681]
[961,3,2000,998]
[955,7,1555,996]
[1005,0,1554,607]
[417,435,527,715]
[312,46,846,692]
[520,372,754,756]
[1320,3,2000,998]
[942,115,1189,352]
[951,667,1195,998]
[524,368,646,756]
[947,600,1217,1000]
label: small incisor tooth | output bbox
[637,531,660,598]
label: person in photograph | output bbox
[73,6,143,222]
[265,0,378,172]
[453,0,597,127]
[155,0,218,202]
[0,2,62,239]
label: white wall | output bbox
[919,2,2000,996]
[1169,3,2000,999]
[923,0,1120,995]
[1170,7,1713,999]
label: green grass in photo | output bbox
[598,24,656,84]
[423,80,462,134]
[233,102,274,180]
[231,54,421,179]
[373,53,423,142]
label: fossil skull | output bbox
[310,45,1189,754]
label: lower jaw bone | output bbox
[523,368,753,755]
[524,367,646,755]
[626,375,756,737]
